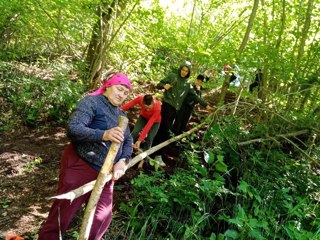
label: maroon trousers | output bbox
[38,144,114,240]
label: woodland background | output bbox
[0,0,319,239]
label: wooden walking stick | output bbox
[78,116,128,240]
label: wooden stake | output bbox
[78,116,128,240]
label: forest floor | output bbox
[0,87,236,239]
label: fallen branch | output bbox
[50,118,209,201]
[237,129,309,146]
[279,135,319,167]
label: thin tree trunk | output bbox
[36,2,77,56]
[258,0,268,102]
[218,74,231,105]
[212,9,247,45]
[86,1,137,91]
[301,25,320,76]
[309,85,320,116]
[238,129,308,146]
[0,14,20,50]
[296,0,314,70]
[187,0,197,41]
[238,0,259,55]
[275,0,286,50]
[95,2,137,83]
[86,0,119,89]
[286,0,315,110]
[269,0,286,95]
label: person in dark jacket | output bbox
[38,73,133,240]
[173,74,209,135]
[153,61,208,147]
[249,68,263,92]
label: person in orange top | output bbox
[121,94,161,152]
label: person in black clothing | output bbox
[223,65,238,86]
[249,68,263,92]
[173,74,209,135]
[152,61,195,147]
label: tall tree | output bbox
[86,0,129,89]
[237,0,259,56]
[296,0,315,70]
[286,0,315,110]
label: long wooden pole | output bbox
[50,120,208,201]
[78,116,128,240]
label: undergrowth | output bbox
[107,113,320,240]
[0,60,85,132]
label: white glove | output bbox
[112,159,127,180]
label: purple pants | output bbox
[38,144,114,240]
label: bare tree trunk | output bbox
[85,0,131,90]
[299,72,319,111]
[275,0,286,50]
[187,0,197,41]
[296,0,315,70]
[0,14,20,50]
[301,21,320,73]
[258,0,268,102]
[211,9,247,46]
[286,0,315,110]
[238,0,259,55]
[55,8,62,53]
[269,0,286,95]
[218,74,231,105]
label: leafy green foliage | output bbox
[114,150,229,239]
[110,109,319,239]
[0,61,85,130]
[20,157,43,173]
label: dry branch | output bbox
[50,119,209,201]
[237,129,309,146]
[280,135,319,167]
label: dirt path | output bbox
[0,127,68,236]
[0,126,142,238]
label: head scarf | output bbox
[89,72,132,96]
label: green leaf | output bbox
[215,162,228,172]
[209,233,216,240]
[237,180,250,193]
[224,230,239,239]
[249,218,259,228]
[228,218,244,228]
